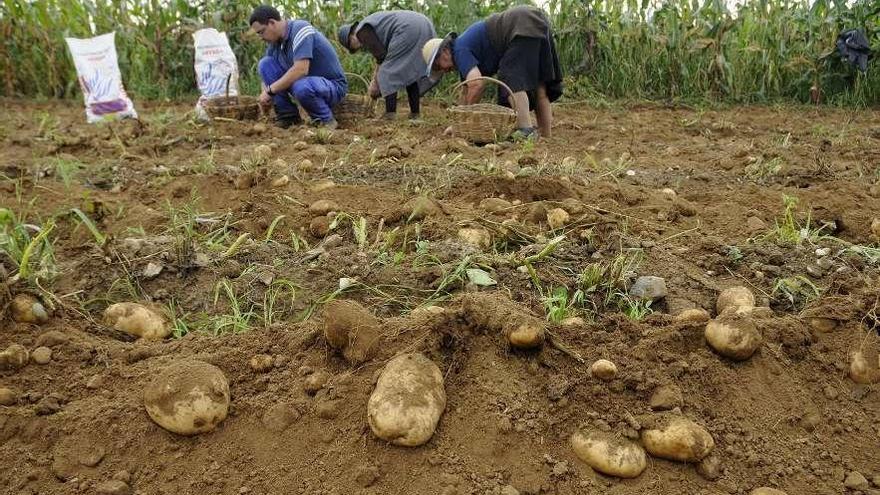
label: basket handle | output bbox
[452,76,516,101]
[345,72,371,91]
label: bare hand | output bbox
[259,90,271,105]
[368,79,381,99]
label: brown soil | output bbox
[2,98,880,495]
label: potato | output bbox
[0,387,17,406]
[674,308,710,324]
[641,416,714,462]
[457,228,492,251]
[705,314,762,361]
[368,353,445,447]
[271,175,290,188]
[323,300,380,364]
[546,208,570,230]
[252,144,272,164]
[308,200,340,216]
[570,430,647,478]
[849,349,880,384]
[102,303,170,340]
[751,489,788,495]
[462,293,546,349]
[143,359,230,436]
[0,344,29,370]
[590,359,618,381]
[11,294,49,324]
[716,286,755,315]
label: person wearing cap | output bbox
[422,5,563,139]
[338,11,436,120]
[250,4,348,128]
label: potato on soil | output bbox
[462,293,546,349]
[102,302,170,340]
[0,387,17,405]
[705,313,762,361]
[367,353,446,447]
[750,489,788,495]
[675,308,710,324]
[641,416,714,462]
[0,344,29,370]
[322,300,381,364]
[570,430,647,478]
[849,349,879,384]
[11,294,50,324]
[546,208,570,230]
[590,359,618,381]
[308,199,340,216]
[716,286,755,315]
[457,228,492,250]
[143,359,230,436]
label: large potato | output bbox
[143,360,230,436]
[368,353,445,447]
[323,300,380,364]
[103,303,169,340]
[571,430,647,478]
[850,349,879,384]
[0,344,29,370]
[11,294,50,324]
[641,416,714,462]
[716,286,755,315]
[705,314,762,360]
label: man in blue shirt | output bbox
[422,6,563,139]
[249,5,348,128]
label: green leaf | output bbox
[466,268,497,286]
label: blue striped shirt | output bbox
[266,20,347,85]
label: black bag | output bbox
[835,29,872,73]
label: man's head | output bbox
[249,5,284,43]
[338,23,360,53]
[422,33,457,82]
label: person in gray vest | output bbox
[338,11,436,120]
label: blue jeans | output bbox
[258,57,346,122]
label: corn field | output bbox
[1,0,878,105]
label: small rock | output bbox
[697,455,722,480]
[354,464,380,488]
[32,346,52,364]
[249,354,274,373]
[649,384,682,411]
[95,480,131,495]
[261,403,301,432]
[746,216,767,233]
[816,257,834,270]
[407,197,441,220]
[629,276,667,302]
[316,399,341,419]
[546,208,570,230]
[112,471,131,483]
[143,262,163,278]
[590,359,618,381]
[86,376,104,389]
[845,471,870,490]
[35,394,65,415]
[303,370,331,395]
[309,200,340,216]
[806,265,824,278]
[0,387,17,406]
[78,447,106,467]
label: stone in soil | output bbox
[629,276,667,301]
[649,384,683,411]
[95,480,131,495]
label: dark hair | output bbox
[249,5,281,25]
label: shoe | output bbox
[407,112,421,121]
[381,112,397,121]
[274,111,302,129]
[311,118,338,130]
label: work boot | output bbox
[312,118,338,130]
[274,110,302,129]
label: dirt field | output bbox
[2,99,880,495]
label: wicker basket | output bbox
[203,75,261,121]
[448,77,517,144]
[334,72,376,125]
